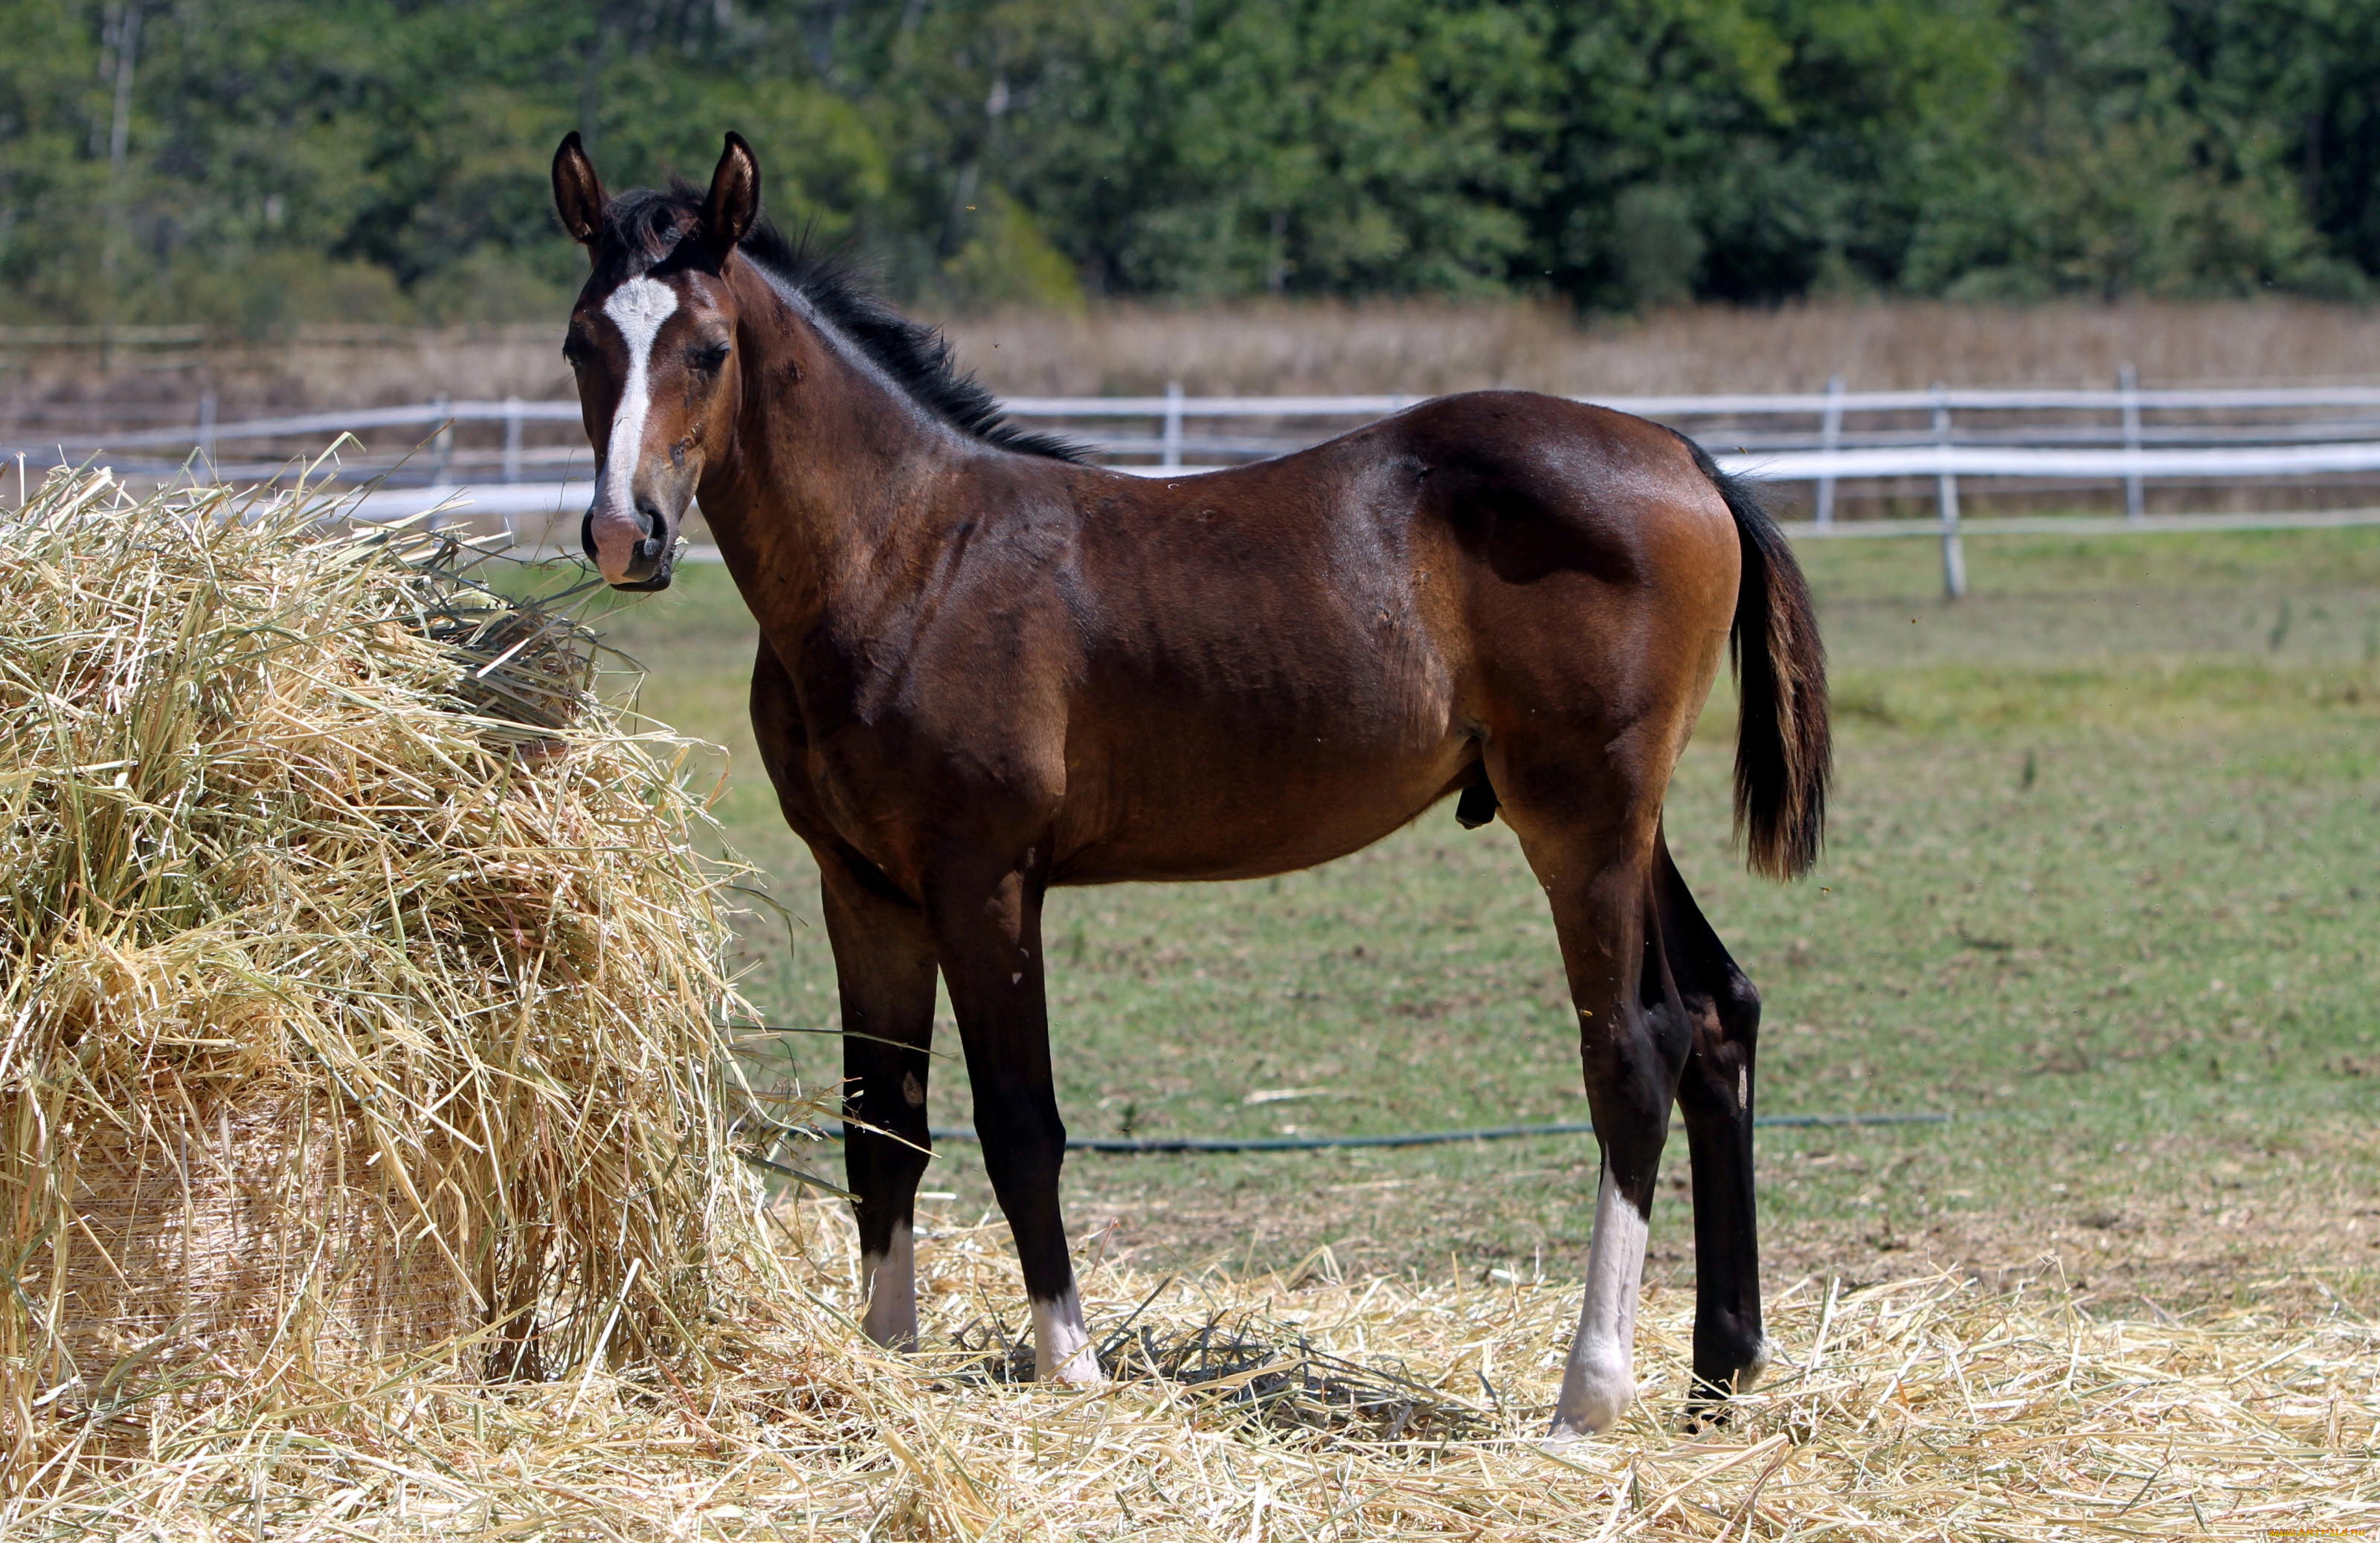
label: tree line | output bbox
[1,0,2374,329]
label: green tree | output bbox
[1900,0,2323,299]
[0,1,886,328]
[0,0,2374,323]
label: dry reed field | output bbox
[10,299,2380,428]
[4,477,2376,1537]
[948,297,2380,398]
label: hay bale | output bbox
[0,468,765,1458]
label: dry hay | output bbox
[4,471,2373,1538]
[0,468,784,1493]
[4,1185,2372,1537]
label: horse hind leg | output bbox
[1502,794,1687,1440]
[1657,839,1774,1419]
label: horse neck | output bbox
[701,262,967,614]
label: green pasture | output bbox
[546,526,2380,1303]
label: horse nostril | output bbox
[635,536,664,561]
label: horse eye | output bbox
[691,341,730,373]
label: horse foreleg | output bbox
[927,857,1103,1385]
[823,860,940,1350]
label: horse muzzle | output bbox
[582,505,676,590]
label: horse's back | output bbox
[1090,389,1732,587]
[1137,389,1741,719]
[1116,389,1737,596]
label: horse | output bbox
[550,131,1829,1438]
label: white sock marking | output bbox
[590,276,678,571]
[1739,1336,1775,1391]
[859,1220,918,1348]
[1550,1170,1650,1439]
[1031,1287,1104,1385]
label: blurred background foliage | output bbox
[0,0,2374,328]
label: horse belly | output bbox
[1051,691,1468,885]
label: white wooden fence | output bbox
[16,378,2380,597]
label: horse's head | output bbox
[552,132,760,590]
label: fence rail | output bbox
[15,378,2380,596]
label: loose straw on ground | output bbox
[13,1194,2376,1538]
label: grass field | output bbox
[544,523,2380,1318]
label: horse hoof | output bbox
[1553,1348,1635,1435]
[860,1307,919,1352]
[1042,1353,1107,1387]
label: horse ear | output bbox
[699,132,761,258]
[552,132,607,248]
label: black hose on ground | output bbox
[910,1111,1948,1156]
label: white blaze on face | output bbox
[589,275,680,568]
[1548,1170,1650,1440]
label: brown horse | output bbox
[552,132,1828,1437]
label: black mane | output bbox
[594,184,1083,463]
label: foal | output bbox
[552,133,1828,1437]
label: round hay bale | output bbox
[0,470,765,1446]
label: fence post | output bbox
[196,391,216,483]
[1933,382,1966,599]
[1161,379,1184,470]
[2120,362,2143,523]
[1815,373,1844,528]
[430,396,454,487]
[503,396,524,484]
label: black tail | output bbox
[1681,438,1830,880]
